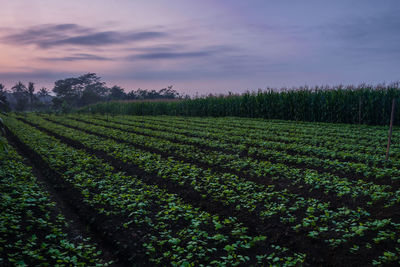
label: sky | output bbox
[0,0,399,95]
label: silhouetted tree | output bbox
[109,85,126,100]
[0,83,10,112]
[81,73,107,96]
[53,73,107,107]
[125,86,180,100]
[12,81,28,111]
[53,77,82,106]
[80,90,102,106]
[52,97,63,110]
[11,81,27,93]
[28,82,35,110]
[38,87,50,96]
[126,90,137,100]
[159,85,180,99]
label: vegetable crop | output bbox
[2,112,400,266]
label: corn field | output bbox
[79,84,400,125]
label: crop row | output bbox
[86,115,400,183]
[147,115,400,160]
[17,114,400,266]
[70,115,400,183]
[141,115,400,158]
[110,114,400,150]
[4,115,309,266]
[44,114,399,202]
[150,115,400,142]
[99,115,400,170]
[0,137,106,266]
[78,114,400,165]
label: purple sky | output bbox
[0,0,399,95]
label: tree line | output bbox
[0,82,50,112]
[0,73,181,112]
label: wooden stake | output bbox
[386,99,396,160]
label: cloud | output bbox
[129,51,212,60]
[0,24,90,45]
[47,31,166,48]
[39,53,111,61]
[0,24,168,48]
[126,45,234,61]
[125,44,185,53]
[0,69,77,81]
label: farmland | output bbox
[2,113,400,266]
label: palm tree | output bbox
[11,82,28,111]
[11,81,27,93]
[38,87,50,96]
[28,82,35,110]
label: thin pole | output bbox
[386,99,396,160]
